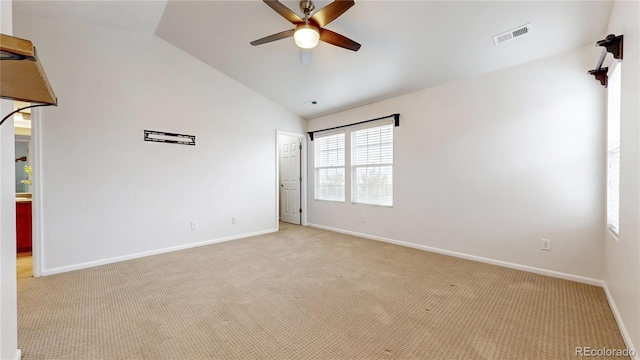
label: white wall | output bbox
[0,2,20,360]
[605,0,640,354]
[307,45,606,281]
[15,141,28,193]
[14,14,305,274]
[0,107,19,360]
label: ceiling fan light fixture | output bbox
[294,24,320,49]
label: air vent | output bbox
[493,23,531,45]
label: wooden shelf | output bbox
[0,33,57,105]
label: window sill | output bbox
[351,202,393,208]
[314,199,345,203]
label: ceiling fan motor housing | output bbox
[300,0,315,17]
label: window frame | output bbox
[607,61,621,237]
[350,120,394,207]
[313,131,346,202]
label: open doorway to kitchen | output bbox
[14,101,33,278]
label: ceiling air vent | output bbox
[493,23,531,45]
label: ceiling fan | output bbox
[250,0,361,63]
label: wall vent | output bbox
[493,23,531,45]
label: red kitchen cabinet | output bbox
[16,201,32,253]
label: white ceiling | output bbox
[13,0,168,34]
[14,1,614,119]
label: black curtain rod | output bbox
[308,113,400,141]
[588,34,624,88]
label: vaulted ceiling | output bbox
[13,0,614,119]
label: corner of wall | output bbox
[0,1,20,359]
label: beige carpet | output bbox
[18,223,627,359]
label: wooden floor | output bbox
[17,252,33,279]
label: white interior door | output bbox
[279,134,301,224]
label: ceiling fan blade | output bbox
[319,28,361,51]
[310,0,354,28]
[250,29,295,46]
[263,0,303,24]
[300,49,312,66]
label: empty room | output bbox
[0,0,638,359]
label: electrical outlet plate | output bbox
[362,215,366,223]
[191,221,197,230]
[232,217,236,224]
[541,238,551,251]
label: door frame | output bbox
[275,130,307,229]
[30,107,43,277]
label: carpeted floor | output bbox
[18,223,627,359]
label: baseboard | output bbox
[307,223,602,286]
[41,229,277,276]
[602,284,640,360]
[12,349,21,360]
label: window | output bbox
[607,63,621,235]
[351,122,393,206]
[314,132,345,201]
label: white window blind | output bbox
[351,123,393,206]
[607,63,621,235]
[314,132,345,201]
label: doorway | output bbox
[14,101,34,278]
[277,131,306,226]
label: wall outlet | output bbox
[541,238,551,251]
[232,217,236,224]
[190,221,197,230]
[362,215,367,223]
